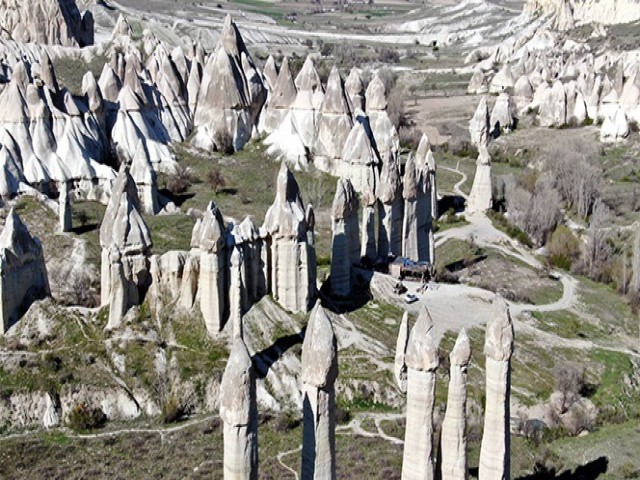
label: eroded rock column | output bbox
[394,311,410,393]
[301,302,338,480]
[401,306,439,480]
[441,328,472,480]
[479,297,514,480]
[220,337,258,480]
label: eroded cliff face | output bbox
[525,0,640,26]
[0,0,93,47]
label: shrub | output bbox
[162,165,195,194]
[547,225,580,270]
[68,403,106,432]
[205,168,226,193]
[162,394,189,424]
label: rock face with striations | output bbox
[440,328,472,480]
[193,14,266,152]
[0,0,94,47]
[0,209,50,334]
[260,57,297,134]
[58,181,72,233]
[470,97,491,148]
[345,68,366,112]
[191,201,230,335]
[290,56,325,149]
[330,178,360,297]
[220,337,258,480]
[301,302,338,480]
[402,154,432,262]
[313,68,354,174]
[467,147,493,215]
[365,74,399,164]
[479,297,514,480]
[263,163,316,313]
[99,166,152,329]
[377,150,403,258]
[401,305,439,480]
[394,312,410,393]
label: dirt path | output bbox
[439,164,469,200]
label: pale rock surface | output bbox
[468,69,488,95]
[339,116,380,195]
[402,154,432,262]
[330,178,360,297]
[490,93,517,135]
[313,68,353,174]
[345,68,366,111]
[290,56,325,149]
[401,305,439,480]
[99,166,152,327]
[365,75,399,164]
[377,149,403,258]
[301,302,338,480]
[0,209,50,333]
[489,65,515,94]
[193,15,266,152]
[600,105,630,142]
[479,297,514,480]
[263,163,316,313]
[260,57,296,134]
[220,337,258,480]
[467,147,493,214]
[191,201,230,335]
[58,181,72,233]
[0,0,93,47]
[440,328,472,480]
[469,97,491,148]
[538,81,567,127]
[394,312,410,393]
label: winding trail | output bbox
[440,164,469,200]
[277,446,301,480]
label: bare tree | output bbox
[585,199,611,279]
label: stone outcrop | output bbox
[345,68,366,111]
[489,65,515,94]
[191,201,230,335]
[401,305,439,480]
[470,97,491,148]
[290,56,325,149]
[330,178,360,297]
[260,57,296,134]
[525,0,640,26]
[193,14,266,152]
[600,105,630,142]
[402,154,432,262]
[394,312,410,393]
[220,337,258,480]
[440,328,472,480]
[490,93,517,136]
[365,74,399,164]
[0,0,94,47]
[99,166,152,329]
[467,147,493,215]
[0,209,50,334]
[538,80,567,127]
[301,302,338,480]
[479,297,514,480]
[58,181,72,233]
[263,163,316,313]
[377,150,403,258]
[313,68,354,174]
[339,117,380,195]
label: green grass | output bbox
[143,214,195,254]
[531,310,603,340]
[434,238,482,272]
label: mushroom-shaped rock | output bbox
[394,312,410,392]
[192,201,230,335]
[479,297,514,480]
[470,97,490,148]
[313,67,353,174]
[440,328,472,480]
[263,164,316,313]
[0,209,50,334]
[401,305,439,480]
[301,301,338,480]
[345,67,366,111]
[330,178,360,297]
[220,337,258,480]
